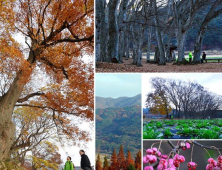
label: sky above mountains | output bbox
[96,74,141,98]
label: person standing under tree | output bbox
[79,150,92,170]
[64,156,74,170]
[202,52,206,63]
[189,51,193,63]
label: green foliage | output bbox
[143,125,163,139]
[143,119,222,139]
[127,164,137,170]
[163,128,173,137]
[178,128,193,136]
[96,105,141,156]
[163,120,176,126]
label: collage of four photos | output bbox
[1,0,222,170]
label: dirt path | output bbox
[96,58,222,72]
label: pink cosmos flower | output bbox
[188,162,197,166]
[173,154,185,163]
[152,147,158,153]
[208,158,217,166]
[143,156,149,164]
[161,155,168,159]
[168,159,176,167]
[157,164,164,170]
[186,142,191,149]
[206,164,214,170]
[144,166,154,170]
[188,162,197,169]
[146,155,157,164]
[156,151,162,157]
[146,149,153,155]
[157,159,168,170]
[218,156,222,163]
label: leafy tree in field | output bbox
[98,147,141,170]
[26,141,62,170]
[134,150,141,170]
[117,145,126,169]
[110,148,117,170]
[96,154,102,170]
[103,155,109,170]
[146,92,172,118]
[0,0,94,161]
[127,164,136,170]
[126,150,134,166]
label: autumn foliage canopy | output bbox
[0,0,94,163]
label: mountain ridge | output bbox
[96,94,141,109]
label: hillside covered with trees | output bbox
[96,94,141,109]
[96,95,141,157]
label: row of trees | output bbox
[146,77,222,119]
[96,0,222,65]
[0,0,94,165]
[96,145,141,170]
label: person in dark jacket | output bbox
[79,150,92,170]
[201,52,206,63]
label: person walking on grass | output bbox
[64,156,74,170]
[79,150,92,170]
[189,51,193,63]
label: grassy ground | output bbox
[96,57,222,72]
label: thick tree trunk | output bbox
[193,0,222,63]
[118,0,129,63]
[107,0,119,63]
[0,73,29,161]
[132,23,143,66]
[100,0,108,62]
[193,31,204,63]
[125,28,130,60]
[95,0,102,61]
[177,30,187,62]
[0,51,35,161]
[118,31,124,63]
[153,0,165,65]
[147,27,152,63]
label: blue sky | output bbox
[96,73,141,98]
[142,73,222,107]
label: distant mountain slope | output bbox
[96,94,141,109]
[96,104,141,156]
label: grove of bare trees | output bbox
[146,77,222,119]
[96,0,222,66]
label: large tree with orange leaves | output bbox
[126,149,134,167]
[134,150,141,170]
[96,154,102,170]
[117,145,126,169]
[109,148,117,170]
[0,0,94,161]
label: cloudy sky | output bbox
[142,73,222,107]
[96,73,141,98]
[59,118,94,167]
